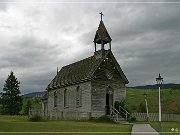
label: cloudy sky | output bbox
[0,0,180,94]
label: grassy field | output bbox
[126,88,180,114]
[150,122,180,135]
[0,115,132,135]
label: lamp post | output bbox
[144,93,149,122]
[156,73,163,132]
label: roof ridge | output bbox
[62,55,94,69]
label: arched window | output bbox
[54,91,57,107]
[76,86,82,107]
[64,89,68,107]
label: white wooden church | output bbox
[42,14,128,120]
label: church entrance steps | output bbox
[110,105,130,124]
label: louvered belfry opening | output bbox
[93,14,112,59]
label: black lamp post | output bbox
[156,73,163,132]
[143,93,149,122]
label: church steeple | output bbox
[94,12,112,52]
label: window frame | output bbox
[54,91,57,107]
[76,86,82,107]
[64,88,68,108]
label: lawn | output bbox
[126,88,180,114]
[0,115,132,135]
[150,122,180,135]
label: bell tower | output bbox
[94,12,112,53]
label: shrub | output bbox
[94,115,114,123]
[128,115,136,122]
[114,99,128,111]
[114,101,120,111]
[29,114,42,122]
[119,99,126,109]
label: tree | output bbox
[0,71,22,115]
[24,99,32,115]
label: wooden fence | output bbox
[131,113,180,121]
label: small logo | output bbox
[175,128,179,132]
[171,128,180,132]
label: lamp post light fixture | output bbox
[144,93,149,122]
[156,73,163,132]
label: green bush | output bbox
[119,99,126,109]
[114,101,120,111]
[93,115,114,123]
[114,99,127,111]
[129,116,136,122]
[29,114,42,122]
[114,100,130,119]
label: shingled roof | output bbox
[94,20,112,44]
[46,50,128,90]
[47,51,107,90]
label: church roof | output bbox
[46,52,106,90]
[94,20,112,44]
[46,50,128,90]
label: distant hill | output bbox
[129,83,180,89]
[23,91,45,98]
[127,88,180,113]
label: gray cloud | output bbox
[0,1,180,94]
[0,0,8,11]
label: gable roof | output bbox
[94,20,112,44]
[46,50,128,90]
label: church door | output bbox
[105,93,113,115]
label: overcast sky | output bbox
[0,0,180,94]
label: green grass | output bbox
[126,88,180,114]
[0,115,132,135]
[150,122,180,135]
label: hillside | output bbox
[23,92,45,98]
[126,88,180,114]
[129,83,180,89]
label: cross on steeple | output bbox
[99,12,104,21]
[94,12,112,53]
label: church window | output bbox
[105,69,113,80]
[64,89,68,107]
[54,91,57,107]
[76,86,82,107]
